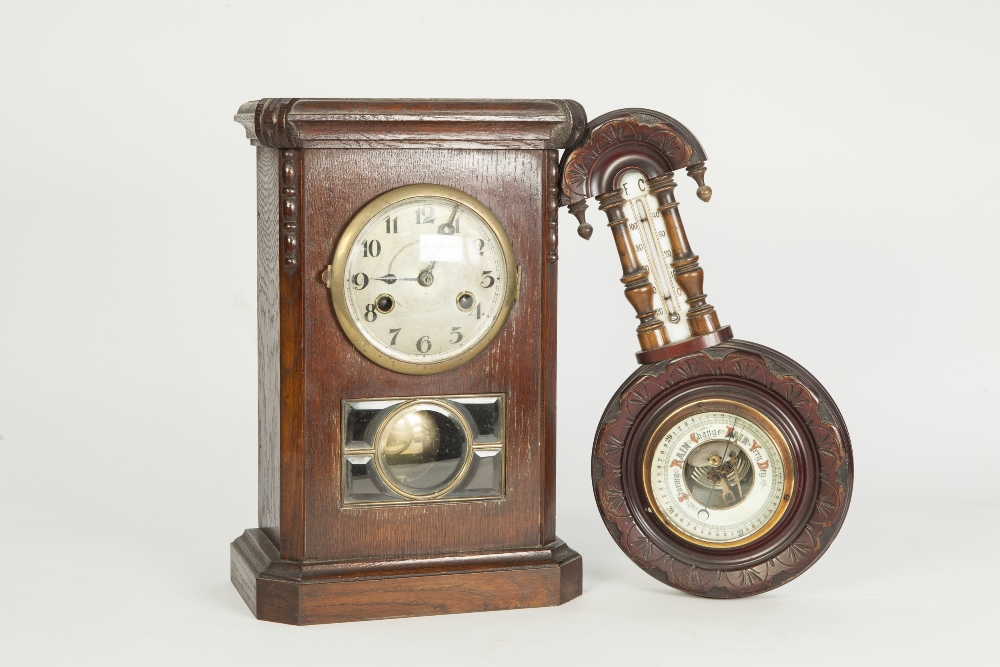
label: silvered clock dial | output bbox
[324,184,518,375]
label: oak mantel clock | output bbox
[559,109,854,597]
[230,98,586,624]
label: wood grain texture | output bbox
[540,150,559,543]
[256,146,280,545]
[231,529,581,625]
[236,98,587,150]
[278,149,306,560]
[295,149,553,561]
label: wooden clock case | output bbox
[229,99,587,624]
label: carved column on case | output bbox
[647,173,721,336]
[597,189,669,351]
[280,150,302,268]
[546,151,560,263]
[277,147,305,560]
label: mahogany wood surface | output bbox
[634,325,733,364]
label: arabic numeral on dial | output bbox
[364,304,377,322]
[450,327,463,344]
[480,270,495,288]
[628,222,639,231]
[389,328,401,345]
[474,303,482,320]
[635,242,645,252]
[351,273,369,290]
[362,240,381,257]
[415,206,435,225]
[658,229,666,238]
[385,216,397,233]
[476,239,485,256]
[656,307,664,315]
[416,336,432,353]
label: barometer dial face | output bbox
[594,342,853,598]
[327,185,518,375]
[643,399,795,549]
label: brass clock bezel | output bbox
[327,184,518,375]
[641,398,796,550]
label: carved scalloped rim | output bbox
[561,115,695,202]
[592,345,852,597]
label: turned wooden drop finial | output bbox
[567,200,593,239]
[686,163,712,202]
[596,189,669,352]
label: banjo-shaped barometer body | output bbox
[560,109,853,597]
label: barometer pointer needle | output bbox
[718,416,739,505]
[695,418,736,509]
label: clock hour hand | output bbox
[374,265,436,288]
[373,274,418,284]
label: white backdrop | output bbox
[1,1,997,664]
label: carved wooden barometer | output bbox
[560,109,853,597]
[230,99,586,624]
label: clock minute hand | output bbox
[438,205,459,235]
